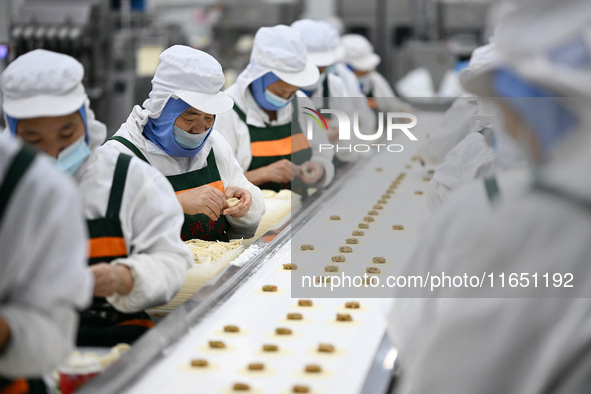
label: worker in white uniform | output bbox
[341,33,412,114]
[214,25,335,194]
[390,1,591,392]
[105,46,264,242]
[1,49,192,347]
[425,43,525,210]
[290,19,375,166]
[0,133,92,393]
[416,43,497,167]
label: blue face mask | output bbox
[264,89,293,108]
[56,135,91,176]
[251,72,294,111]
[173,125,212,150]
[493,68,579,160]
[143,98,214,157]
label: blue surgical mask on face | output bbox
[263,89,293,108]
[56,135,91,176]
[251,72,294,111]
[173,125,212,150]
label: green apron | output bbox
[109,136,229,241]
[78,153,154,347]
[0,147,47,394]
[484,176,501,205]
[319,76,347,169]
[233,98,312,192]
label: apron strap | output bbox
[109,136,150,164]
[0,146,36,225]
[322,75,330,110]
[106,154,132,219]
[484,176,501,205]
[232,104,247,124]
[234,99,303,134]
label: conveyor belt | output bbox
[79,110,443,394]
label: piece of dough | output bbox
[305,364,322,373]
[262,344,279,352]
[317,343,335,353]
[336,313,353,322]
[227,197,240,207]
[191,359,208,367]
[261,190,277,199]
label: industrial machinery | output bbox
[8,0,114,124]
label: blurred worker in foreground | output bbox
[0,132,92,393]
[291,19,376,166]
[105,46,264,241]
[425,43,525,210]
[390,1,591,392]
[341,33,412,114]
[215,25,335,194]
[1,50,192,347]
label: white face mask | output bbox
[173,125,211,150]
[55,135,91,176]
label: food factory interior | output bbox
[1,0,589,393]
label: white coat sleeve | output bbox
[0,153,93,377]
[417,96,479,165]
[212,135,265,239]
[106,157,193,313]
[427,132,496,210]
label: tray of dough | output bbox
[245,189,302,246]
[147,240,244,316]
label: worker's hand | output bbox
[90,263,133,297]
[176,184,226,221]
[296,161,324,185]
[327,125,340,143]
[265,159,297,184]
[223,186,252,218]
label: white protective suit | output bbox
[78,143,193,312]
[392,0,591,392]
[0,49,192,315]
[106,120,264,239]
[0,133,93,377]
[359,70,413,113]
[214,25,335,186]
[426,131,496,210]
[340,33,412,113]
[291,19,375,163]
[416,96,479,165]
[105,46,265,240]
[417,44,497,165]
[387,167,530,377]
